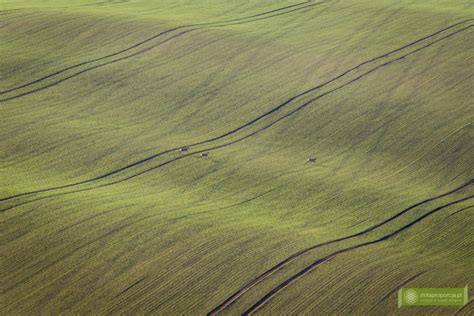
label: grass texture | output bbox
[0,0,473,314]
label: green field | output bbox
[1,0,473,314]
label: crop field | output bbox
[0,0,473,314]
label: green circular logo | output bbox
[404,289,418,304]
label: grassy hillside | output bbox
[1,0,473,314]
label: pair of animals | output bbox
[179,147,208,157]
[180,147,316,163]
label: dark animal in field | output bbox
[200,152,209,157]
[179,147,189,152]
[307,158,316,163]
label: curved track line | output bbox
[0,1,322,97]
[207,180,473,314]
[446,205,474,218]
[0,29,195,103]
[3,36,470,213]
[1,22,470,203]
[242,195,474,315]
[1,15,470,104]
[0,6,326,104]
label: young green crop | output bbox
[1,0,473,314]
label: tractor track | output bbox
[207,180,473,314]
[445,205,474,218]
[112,277,146,299]
[1,16,470,104]
[241,195,474,315]
[1,25,472,216]
[0,29,195,103]
[1,21,471,204]
[0,1,324,100]
[2,36,471,213]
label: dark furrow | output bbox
[1,21,470,203]
[1,129,105,169]
[0,1,319,96]
[169,187,279,222]
[83,0,130,6]
[52,205,133,235]
[445,205,474,218]
[242,195,474,315]
[0,2,325,104]
[2,25,471,216]
[2,15,469,104]
[209,3,323,28]
[0,29,195,103]
[455,299,473,315]
[1,204,135,247]
[112,277,146,299]
[207,180,473,314]
[0,127,284,213]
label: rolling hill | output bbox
[1,0,473,314]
